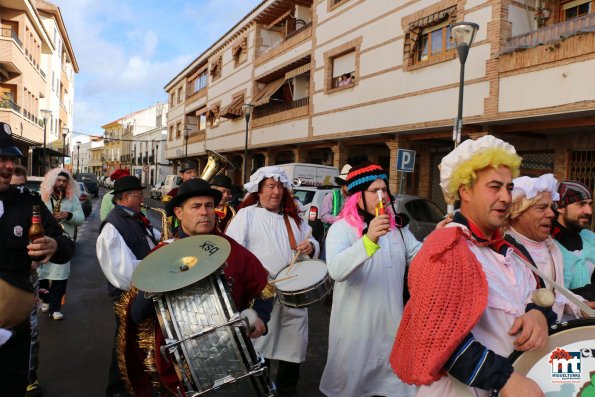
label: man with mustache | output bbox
[392,136,553,397]
[551,180,594,300]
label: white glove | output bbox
[241,308,258,331]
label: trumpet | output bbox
[140,203,171,241]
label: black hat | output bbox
[211,174,232,189]
[112,176,143,194]
[167,178,223,214]
[179,160,198,173]
[0,122,23,158]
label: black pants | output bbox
[39,278,68,314]
[265,359,300,397]
[0,319,31,396]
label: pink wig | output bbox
[40,168,80,202]
[338,191,397,237]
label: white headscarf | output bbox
[512,173,560,201]
[243,166,292,193]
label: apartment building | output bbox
[101,103,171,186]
[0,0,77,175]
[165,0,595,207]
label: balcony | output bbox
[1,28,21,47]
[255,24,312,67]
[252,97,309,127]
[0,99,20,113]
[502,13,595,54]
[499,14,595,73]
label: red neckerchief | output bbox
[133,212,151,228]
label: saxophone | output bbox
[53,191,64,230]
[140,204,171,241]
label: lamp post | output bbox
[241,103,254,184]
[40,109,51,174]
[61,127,69,156]
[183,128,190,159]
[451,22,479,147]
[76,141,81,175]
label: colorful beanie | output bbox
[346,162,388,194]
[556,180,592,208]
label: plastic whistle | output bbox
[375,189,386,216]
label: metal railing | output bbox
[0,28,22,47]
[0,99,20,112]
[253,97,309,119]
[503,13,595,54]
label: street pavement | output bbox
[38,188,329,396]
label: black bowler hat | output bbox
[179,160,198,173]
[112,176,143,194]
[167,178,222,214]
[0,122,23,158]
[211,174,232,189]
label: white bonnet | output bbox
[512,173,560,201]
[244,166,292,193]
[439,135,518,200]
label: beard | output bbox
[563,213,592,232]
[54,186,65,196]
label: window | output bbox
[51,72,55,91]
[328,0,351,11]
[331,51,355,88]
[562,0,591,20]
[198,113,207,131]
[176,122,182,139]
[414,21,453,62]
[177,87,183,104]
[188,70,208,95]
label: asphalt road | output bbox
[38,188,329,397]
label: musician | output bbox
[99,168,130,222]
[319,163,421,397]
[551,180,594,300]
[119,178,272,396]
[320,164,351,228]
[0,122,74,395]
[161,159,197,204]
[211,174,236,232]
[226,166,319,397]
[392,136,554,397]
[96,175,160,397]
[37,168,84,321]
[504,174,593,320]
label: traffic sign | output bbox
[396,149,416,172]
[142,165,149,173]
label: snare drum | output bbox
[154,269,273,396]
[274,260,332,308]
[503,319,595,396]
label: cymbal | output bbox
[132,235,231,293]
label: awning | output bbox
[220,95,245,119]
[251,78,285,107]
[285,63,310,80]
[34,147,68,157]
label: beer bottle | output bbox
[29,205,45,261]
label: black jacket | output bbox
[0,186,75,292]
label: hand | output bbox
[247,318,266,338]
[27,236,58,264]
[435,214,453,229]
[54,211,69,221]
[509,309,548,351]
[366,214,390,243]
[580,301,595,318]
[500,372,543,397]
[296,239,314,256]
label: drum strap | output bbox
[283,214,297,250]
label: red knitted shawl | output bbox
[390,226,489,385]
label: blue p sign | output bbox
[397,149,416,172]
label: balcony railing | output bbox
[502,13,595,54]
[1,28,22,47]
[253,97,309,119]
[285,22,312,42]
[0,99,20,112]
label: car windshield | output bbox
[404,199,444,223]
[293,189,316,205]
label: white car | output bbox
[292,185,338,243]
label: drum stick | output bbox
[513,253,595,317]
[287,230,313,274]
[270,274,299,284]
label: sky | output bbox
[56,0,262,141]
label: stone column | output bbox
[418,147,431,198]
[385,136,411,194]
[291,147,305,163]
[331,141,348,169]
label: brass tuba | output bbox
[200,150,234,182]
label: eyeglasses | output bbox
[126,193,144,199]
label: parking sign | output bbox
[396,149,416,172]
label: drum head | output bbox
[511,319,595,396]
[132,235,231,293]
[275,260,328,292]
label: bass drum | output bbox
[509,319,595,397]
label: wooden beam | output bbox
[493,116,595,133]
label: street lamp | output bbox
[40,109,51,174]
[183,128,190,159]
[241,103,254,184]
[76,141,81,175]
[451,21,479,146]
